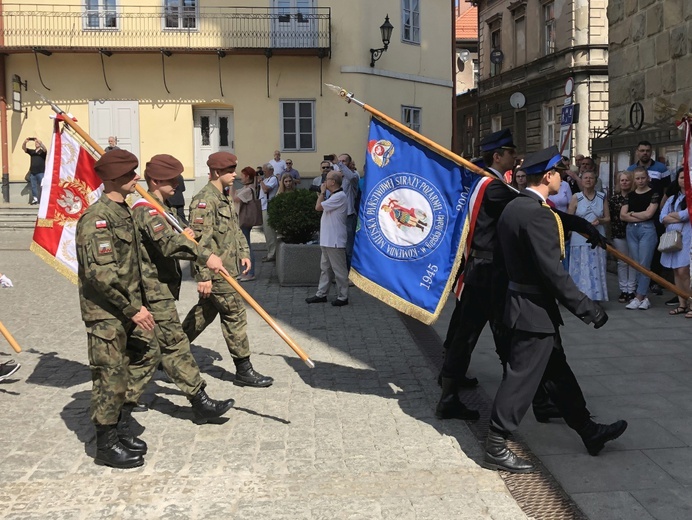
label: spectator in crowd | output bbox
[658,168,691,316]
[269,150,287,177]
[510,169,527,191]
[283,159,301,185]
[305,171,349,307]
[580,156,604,193]
[621,167,660,310]
[568,169,610,301]
[311,160,332,192]
[105,136,120,152]
[22,137,47,205]
[277,173,296,194]
[565,164,582,194]
[259,163,279,262]
[548,166,573,213]
[234,167,259,282]
[164,174,188,226]
[627,141,670,196]
[609,171,637,302]
[332,153,360,270]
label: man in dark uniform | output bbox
[182,152,273,388]
[436,129,606,421]
[75,150,153,469]
[484,146,627,473]
[126,154,236,424]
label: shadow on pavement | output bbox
[60,390,96,457]
[24,349,90,388]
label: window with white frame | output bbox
[402,106,421,132]
[472,59,479,88]
[402,0,420,44]
[543,2,556,55]
[84,0,117,29]
[281,100,315,151]
[164,0,198,30]
[514,15,526,66]
[491,115,502,133]
[542,104,555,147]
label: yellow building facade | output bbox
[0,0,454,200]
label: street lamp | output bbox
[369,15,394,67]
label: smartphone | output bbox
[29,137,36,141]
[324,154,335,161]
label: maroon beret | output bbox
[94,149,138,181]
[145,154,183,180]
[207,152,238,171]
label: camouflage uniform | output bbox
[76,194,155,426]
[126,193,214,403]
[181,183,251,358]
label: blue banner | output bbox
[351,117,480,324]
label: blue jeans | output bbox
[626,221,657,297]
[241,226,255,276]
[30,172,44,201]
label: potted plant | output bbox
[267,190,322,286]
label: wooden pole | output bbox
[41,103,314,368]
[0,320,21,353]
[327,84,692,303]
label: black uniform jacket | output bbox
[497,190,601,334]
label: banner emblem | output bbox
[368,139,395,168]
[365,173,447,260]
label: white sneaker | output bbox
[638,297,651,310]
[625,298,642,310]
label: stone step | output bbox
[0,205,39,229]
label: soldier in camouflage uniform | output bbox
[182,152,273,387]
[126,154,235,423]
[76,150,152,469]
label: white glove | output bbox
[0,274,13,288]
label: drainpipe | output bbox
[0,2,8,202]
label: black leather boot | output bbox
[579,419,628,456]
[95,424,144,469]
[117,403,148,454]
[189,388,235,424]
[437,370,478,388]
[483,431,535,473]
[532,389,562,423]
[233,357,274,388]
[435,377,480,420]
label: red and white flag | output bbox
[680,117,692,229]
[30,117,102,283]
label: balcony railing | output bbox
[0,4,331,54]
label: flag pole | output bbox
[0,320,21,353]
[327,84,692,305]
[36,92,315,369]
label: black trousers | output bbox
[490,330,590,435]
[441,284,510,380]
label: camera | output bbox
[28,137,36,141]
[323,154,335,162]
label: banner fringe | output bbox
[30,241,78,285]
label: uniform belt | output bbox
[508,281,542,295]
[469,249,493,260]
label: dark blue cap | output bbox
[522,146,563,175]
[479,129,516,152]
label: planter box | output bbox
[276,239,322,287]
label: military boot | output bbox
[117,403,148,454]
[532,389,562,423]
[579,419,628,456]
[189,388,235,424]
[233,357,274,387]
[95,424,144,469]
[483,431,535,473]
[435,377,480,420]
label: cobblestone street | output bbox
[0,228,526,520]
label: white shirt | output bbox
[269,159,287,177]
[319,190,347,248]
[525,187,546,203]
[259,175,278,210]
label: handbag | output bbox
[238,185,263,228]
[658,229,682,253]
